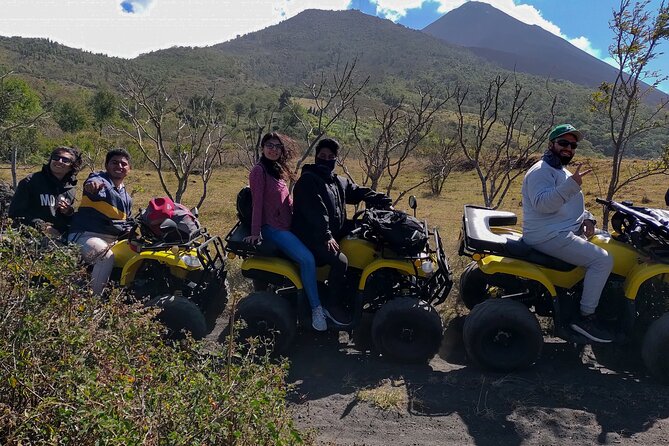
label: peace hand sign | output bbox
[571,164,592,186]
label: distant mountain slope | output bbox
[422,1,667,104]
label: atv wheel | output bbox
[147,295,207,340]
[371,298,443,363]
[252,279,269,292]
[233,291,296,356]
[642,313,669,384]
[459,262,489,309]
[463,298,543,371]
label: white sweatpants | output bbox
[527,232,613,315]
[69,231,117,295]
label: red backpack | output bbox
[141,197,200,241]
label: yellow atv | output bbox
[108,213,227,339]
[458,199,669,382]
[224,198,453,363]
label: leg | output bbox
[531,232,613,314]
[261,226,321,309]
[311,242,348,301]
[530,232,614,342]
[70,231,116,295]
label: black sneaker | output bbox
[570,314,614,343]
[322,305,352,326]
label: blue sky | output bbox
[0,0,667,91]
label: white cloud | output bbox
[568,36,602,58]
[0,0,351,58]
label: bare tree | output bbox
[592,0,669,228]
[456,75,556,209]
[291,59,369,173]
[352,86,454,204]
[425,134,460,196]
[115,73,229,208]
[233,108,275,171]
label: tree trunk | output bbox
[11,145,18,189]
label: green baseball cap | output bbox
[549,124,582,142]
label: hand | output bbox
[581,219,596,238]
[84,181,104,195]
[326,238,339,253]
[244,235,261,245]
[56,199,74,216]
[571,164,592,186]
[43,224,61,238]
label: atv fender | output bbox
[119,249,200,286]
[358,259,423,291]
[241,257,303,289]
[478,255,558,297]
[623,262,669,300]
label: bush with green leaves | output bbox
[0,227,305,445]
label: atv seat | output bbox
[462,205,576,272]
[224,221,281,257]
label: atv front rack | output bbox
[427,228,453,306]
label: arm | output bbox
[248,165,265,238]
[524,169,581,214]
[341,177,392,208]
[294,175,333,243]
[8,178,34,225]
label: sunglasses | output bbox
[264,142,284,150]
[555,139,578,150]
[51,155,74,165]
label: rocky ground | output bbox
[286,316,669,446]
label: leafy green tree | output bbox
[593,0,669,227]
[89,88,117,135]
[0,71,45,186]
[54,101,87,133]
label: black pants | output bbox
[310,242,348,302]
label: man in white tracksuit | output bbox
[521,124,613,343]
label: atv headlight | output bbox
[421,260,434,275]
[180,255,202,268]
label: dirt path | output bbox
[287,316,669,446]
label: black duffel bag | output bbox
[362,209,428,255]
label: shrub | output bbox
[0,226,304,445]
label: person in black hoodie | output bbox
[292,138,392,321]
[8,146,82,237]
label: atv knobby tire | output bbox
[371,298,443,363]
[642,312,669,384]
[463,298,543,371]
[459,262,489,310]
[233,291,296,356]
[147,295,207,340]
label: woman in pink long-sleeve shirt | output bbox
[243,132,328,331]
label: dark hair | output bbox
[105,148,131,165]
[315,138,340,156]
[49,146,83,184]
[50,146,83,174]
[260,132,296,181]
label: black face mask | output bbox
[315,157,336,172]
[542,148,572,168]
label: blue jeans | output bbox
[261,225,322,310]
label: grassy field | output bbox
[2,157,668,272]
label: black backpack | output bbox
[362,209,428,255]
[236,186,253,228]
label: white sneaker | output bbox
[312,306,327,331]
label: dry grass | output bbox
[355,378,408,412]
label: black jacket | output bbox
[292,164,391,248]
[8,164,77,232]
